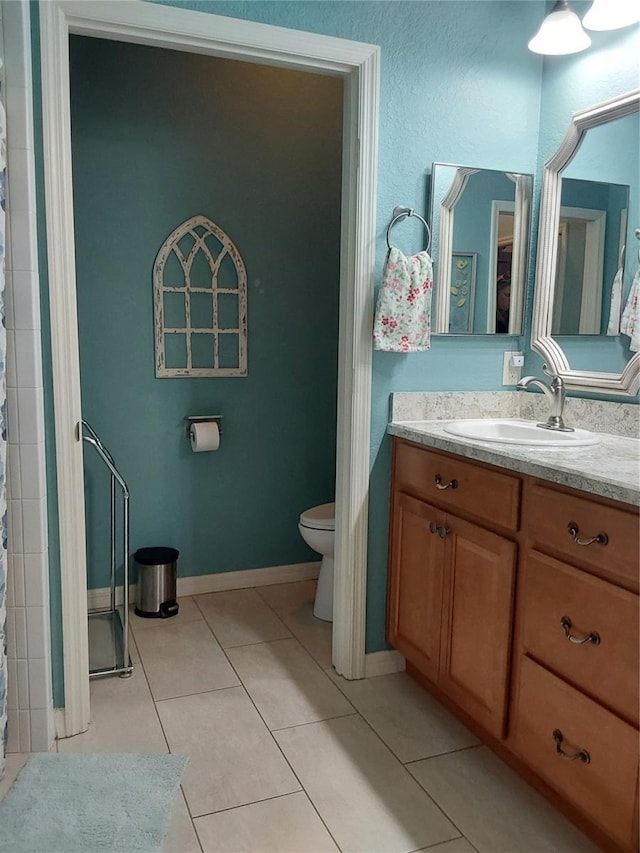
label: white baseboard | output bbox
[86,561,321,611]
[177,561,320,596]
[87,585,137,612]
[364,650,406,678]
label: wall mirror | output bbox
[531,89,640,395]
[429,163,532,335]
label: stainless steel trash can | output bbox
[134,547,180,618]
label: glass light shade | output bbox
[583,0,640,31]
[528,2,592,55]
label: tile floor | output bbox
[2,580,599,852]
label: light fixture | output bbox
[583,0,640,31]
[528,0,592,55]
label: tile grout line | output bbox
[204,613,346,853]
[254,583,335,668]
[321,670,471,845]
[150,683,242,704]
[128,627,205,853]
[190,788,328,821]
[362,716,470,845]
[268,709,358,734]
[403,742,485,766]
[135,587,471,852]
[189,585,463,851]
[192,588,294,650]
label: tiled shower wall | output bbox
[3,0,55,753]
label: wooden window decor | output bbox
[153,215,247,377]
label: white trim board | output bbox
[40,1,379,737]
[177,561,321,597]
[86,561,321,611]
[325,651,406,681]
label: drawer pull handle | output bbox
[435,474,458,490]
[560,616,600,646]
[567,522,608,547]
[552,729,590,764]
[428,521,449,539]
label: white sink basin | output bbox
[442,419,600,447]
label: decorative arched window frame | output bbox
[153,214,248,377]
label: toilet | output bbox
[298,502,335,622]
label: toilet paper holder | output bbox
[184,415,223,437]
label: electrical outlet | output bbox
[502,351,523,386]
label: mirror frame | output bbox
[433,165,532,334]
[531,89,640,396]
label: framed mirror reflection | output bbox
[531,89,640,395]
[429,163,532,335]
[552,177,629,336]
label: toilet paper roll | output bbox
[189,421,220,452]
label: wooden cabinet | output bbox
[387,438,640,853]
[387,492,443,682]
[438,513,516,738]
[512,656,638,851]
[526,480,639,585]
[393,437,520,531]
[518,549,639,726]
[387,440,518,738]
[510,478,640,852]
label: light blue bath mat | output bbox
[0,752,188,852]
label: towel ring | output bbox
[386,206,432,253]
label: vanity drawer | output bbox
[394,440,520,531]
[527,482,639,585]
[521,549,639,726]
[512,656,639,851]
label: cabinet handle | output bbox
[560,616,600,646]
[567,522,608,547]
[434,474,458,490]
[428,521,449,539]
[552,729,590,764]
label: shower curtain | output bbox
[0,82,7,776]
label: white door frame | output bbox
[40,1,379,736]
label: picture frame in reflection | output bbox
[449,251,477,334]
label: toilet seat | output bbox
[299,502,335,531]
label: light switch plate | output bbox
[502,351,523,386]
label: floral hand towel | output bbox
[373,247,433,351]
[606,266,623,336]
[620,266,640,352]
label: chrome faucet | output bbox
[517,366,573,432]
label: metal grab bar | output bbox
[80,420,132,678]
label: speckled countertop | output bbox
[388,420,640,507]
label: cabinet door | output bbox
[439,514,517,738]
[387,492,444,681]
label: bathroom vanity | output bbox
[386,421,639,853]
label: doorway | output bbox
[71,36,343,675]
[40,1,379,737]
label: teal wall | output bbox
[70,37,343,589]
[31,1,640,705]
[168,2,544,657]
